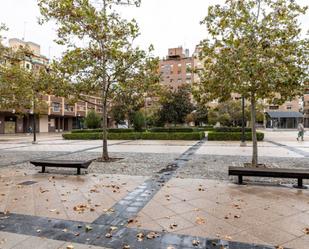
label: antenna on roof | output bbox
[22,21,27,41]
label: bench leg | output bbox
[238,175,243,185]
[40,166,45,173]
[77,168,81,175]
[294,178,307,189]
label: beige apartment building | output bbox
[0,38,105,134]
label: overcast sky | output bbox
[0,0,308,60]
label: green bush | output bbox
[214,127,252,132]
[207,132,264,141]
[133,111,145,131]
[84,110,101,129]
[149,127,194,133]
[72,128,136,133]
[72,129,102,133]
[141,132,205,140]
[63,131,205,140]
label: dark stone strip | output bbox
[267,140,309,158]
[93,139,206,226]
[0,140,129,167]
[0,212,278,249]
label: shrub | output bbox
[214,127,252,132]
[141,132,205,140]
[149,127,194,133]
[72,128,136,133]
[63,131,205,140]
[84,110,101,129]
[207,132,264,141]
[133,111,145,131]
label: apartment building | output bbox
[0,38,104,134]
[159,47,194,89]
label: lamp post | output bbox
[240,95,246,147]
[30,108,37,144]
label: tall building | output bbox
[159,47,194,89]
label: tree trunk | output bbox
[102,100,109,161]
[250,95,258,167]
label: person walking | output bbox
[297,121,305,141]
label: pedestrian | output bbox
[297,121,305,141]
[28,126,33,135]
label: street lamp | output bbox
[240,95,246,147]
[29,109,37,144]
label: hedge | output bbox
[149,127,194,133]
[63,131,205,140]
[207,132,264,141]
[71,128,138,133]
[214,127,252,133]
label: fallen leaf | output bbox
[123,245,130,249]
[192,239,200,246]
[169,223,178,229]
[105,233,112,238]
[66,245,74,249]
[167,246,175,249]
[196,217,206,225]
[234,215,241,219]
[146,231,159,239]
[303,228,309,235]
[36,229,41,233]
[136,232,144,241]
[85,225,92,232]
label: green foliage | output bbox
[194,103,208,125]
[208,132,264,141]
[149,127,194,133]
[158,85,194,125]
[197,0,308,165]
[63,131,205,140]
[38,0,158,160]
[132,111,145,131]
[84,110,101,129]
[72,128,137,133]
[0,56,52,116]
[214,127,252,132]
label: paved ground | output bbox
[0,130,308,249]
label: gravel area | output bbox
[4,151,180,177]
[176,154,309,185]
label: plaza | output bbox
[0,131,308,249]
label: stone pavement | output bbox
[0,131,308,248]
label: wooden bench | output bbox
[229,166,309,189]
[30,159,94,175]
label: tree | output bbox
[194,103,208,126]
[198,0,308,166]
[158,85,194,126]
[110,56,161,127]
[0,52,52,143]
[132,111,145,131]
[85,110,101,129]
[38,0,157,161]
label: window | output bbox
[286,106,292,110]
[52,102,60,112]
[64,104,74,112]
[269,105,279,110]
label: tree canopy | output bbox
[198,0,308,166]
[38,0,159,160]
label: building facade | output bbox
[159,47,194,89]
[0,38,105,134]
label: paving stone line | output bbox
[0,140,130,167]
[0,212,277,249]
[92,139,206,226]
[266,140,309,158]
